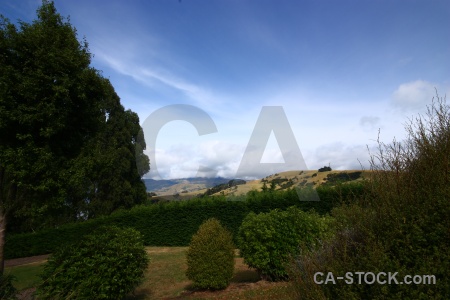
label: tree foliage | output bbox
[1,0,149,228]
[318,166,332,172]
[0,0,149,273]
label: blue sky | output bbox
[2,0,450,179]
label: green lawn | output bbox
[5,263,45,291]
[6,247,295,299]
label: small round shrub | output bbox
[238,206,332,281]
[36,225,149,299]
[186,218,235,290]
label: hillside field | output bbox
[149,169,371,200]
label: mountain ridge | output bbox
[143,177,232,195]
[144,170,371,200]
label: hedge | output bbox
[5,182,368,259]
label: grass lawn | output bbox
[6,247,296,300]
[5,263,46,291]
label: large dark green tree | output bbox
[0,0,149,274]
[64,85,150,220]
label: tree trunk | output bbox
[0,165,5,275]
[0,166,14,276]
[0,207,5,275]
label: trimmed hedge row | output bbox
[6,182,368,259]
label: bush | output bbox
[186,218,235,290]
[238,206,332,281]
[289,94,450,298]
[0,274,17,300]
[318,166,332,172]
[36,226,149,299]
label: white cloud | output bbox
[304,142,375,171]
[392,80,437,111]
[260,133,285,163]
[146,139,374,180]
[197,141,245,178]
[149,145,197,179]
[145,140,245,179]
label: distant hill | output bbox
[143,177,231,195]
[219,170,371,197]
[144,170,372,201]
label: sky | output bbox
[2,0,450,179]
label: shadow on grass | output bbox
[181,268,261,294]
[125,288,153,299]
[231,269,260,283]
[184,268,260,292]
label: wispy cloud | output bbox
[360,116,380,131]
[95,50,218,108]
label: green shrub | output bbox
[289,95,450,299]
[0,274,17,300]
[36,226,149,299]
[238,206,332,281]
[186,218,235,290]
